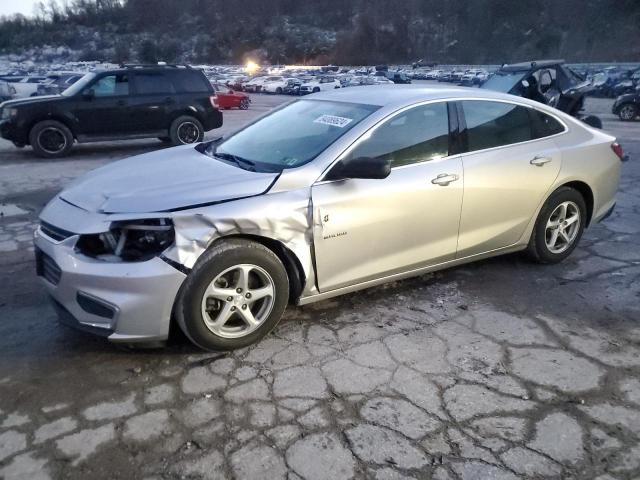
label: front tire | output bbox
[177,239,289,351]
[29,120,74,158]
[527,187,586,264]
[169,115,204,146]
[618,104,638,121]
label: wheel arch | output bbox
[558,180,594,226]
[207,233,306,305]
[27,115,76,142]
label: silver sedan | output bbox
[35,85,622,350]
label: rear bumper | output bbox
[202,108,223,131]
[35,227,186,344]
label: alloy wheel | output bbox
[619,105,637,121]
[177,122,200,144]
[37,127,67,154]
[200,264,275,339]
[545,201,581,254]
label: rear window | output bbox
[461,100,532,151]
[168,70,211,93]
[135,72,175,94]
[529,109,565,138]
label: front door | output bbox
[311,101,464,292]
[73,72,132,137]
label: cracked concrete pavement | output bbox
[0,91,639,479]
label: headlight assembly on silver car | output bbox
[75,218,174,262]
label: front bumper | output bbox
[0,119,22,143]
[34,227,187,344]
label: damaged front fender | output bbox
[163,188,317,297]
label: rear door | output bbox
[455,100,563,257]
[130,71,177,133]
[311,101,464,291]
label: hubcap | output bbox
[545,201,580,254]
[620,105,636,120]
[38,127,66,154]
[200,264,275,339]
[177,122,199,144]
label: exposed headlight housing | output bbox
[76,218,174,262]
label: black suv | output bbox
[0,64,223,158]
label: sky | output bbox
[0,0,50,17]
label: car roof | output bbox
[308,84,537,108]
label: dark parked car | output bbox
[0,64,223,158]
[612,90,640,121]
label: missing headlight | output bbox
[76,218,174,262]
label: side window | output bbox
[91,74,129,97]
[134,73,175,95]
[529,109,565,138]
[344,102,449,168]
[461,101,532,151]
[169,71,211,93]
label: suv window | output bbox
[91,73,129,97]
[345,102,449,168]
[529,109,565,138]
[135,72,175,94]
[461,100,531,151]
[168,70,210,93]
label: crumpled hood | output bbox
[59,144,279,213]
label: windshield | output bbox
[481,70,527,93]
[207,99,379,172]
[61,72,96,97]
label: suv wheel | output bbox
[177,239,289,351]
[527,187,586,264]
[170,116,204,145]
[618,104,638,121]
[29,120,73,158]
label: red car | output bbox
[212,84,250,110]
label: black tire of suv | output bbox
[169,115,204,146]
[29,120,74,158]
[176,239,290,351]
[527,187,587,264]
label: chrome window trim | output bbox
[314,96,569,185]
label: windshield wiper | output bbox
[214,152,257,172]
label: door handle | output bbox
[116,99,126,107]
[530,156,552,166]
[431,173,459,186]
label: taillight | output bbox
[210,95,219,109]
[611,142,624,160]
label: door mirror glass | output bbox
[327,156,391,181]
[82,88,94,100]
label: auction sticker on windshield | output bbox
[314,114,354,128]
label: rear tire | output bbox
[169,115,204,146]
[29,120,74,158]
[239,98,250,110]
[527,187,586,264]
[176,239,289,351]
[618,104,638,121]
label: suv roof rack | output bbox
[119,63,193,69]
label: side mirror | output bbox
[82,88,94,100]
[327,156,391,181]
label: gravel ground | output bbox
[0,89,639,480]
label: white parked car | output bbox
[262,77,296,94]
[1,76,47,97]
[299,77,341,95]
